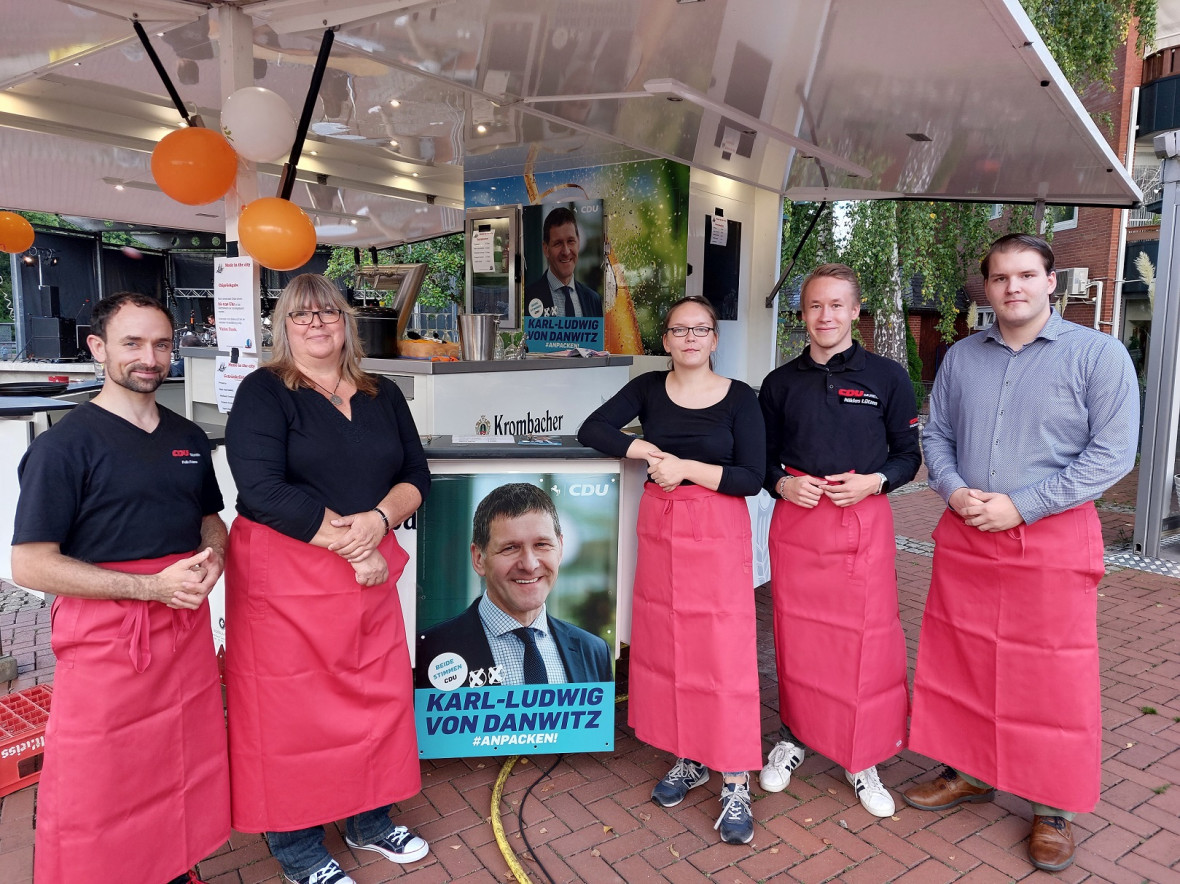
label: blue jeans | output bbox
[266,805,394,883]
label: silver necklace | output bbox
[309,375,344,406]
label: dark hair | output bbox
[800,263,862,305]
[980,233,1054,278]
[542,207,580,245]
[90,292,173,340]
[660,295,719,335]
[472,483,562,549]
[267,273,378,397]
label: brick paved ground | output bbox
[1,482,1177,884]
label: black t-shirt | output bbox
[13,401,224,562]
[226,368,431,542]
[758,341,921,495]
[576,370,765,497]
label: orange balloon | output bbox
[238,198,317,271]
[0,211,34,253]
[151,127,238,205]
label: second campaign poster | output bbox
[414,470,619,758]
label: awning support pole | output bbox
[278,29,335,200]
[132,19,201,128]
[765,201,827,308]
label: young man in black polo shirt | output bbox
[757,264,920,817]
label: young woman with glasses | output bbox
[224,274,431,884]
[577,295,765,846]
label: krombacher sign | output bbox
[487,410,565,436]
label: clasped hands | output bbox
[645,450,689,493]
[949,487,1024,532]
[153,546,223,610]
[329,510,389,586]
[780,472,879,509]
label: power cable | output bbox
[517,754,563,884]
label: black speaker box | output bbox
[30,316,78,360]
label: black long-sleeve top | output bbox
[577,371,765,497]
[758,341,920,497]
[226,368,430,542]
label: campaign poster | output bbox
[414,470,618,757]
[522,200,605,352]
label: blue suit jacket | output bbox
[415,596,613,689]
[523,275,603,317]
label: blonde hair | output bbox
[267,273,378,397]
[801,263,862,306]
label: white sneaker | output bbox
[759,740,805,792]
[845,766,895,817]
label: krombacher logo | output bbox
[487,410,564,436]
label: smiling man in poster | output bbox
[415,481,615,758]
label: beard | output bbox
[108,363,164,394]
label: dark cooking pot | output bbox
[354,306,401,358]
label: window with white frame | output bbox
[1041,205,1078,233]
[975,306,996,330]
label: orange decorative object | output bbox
[237,198,317,271]
[0,211,34,253]
[150,127,238,206]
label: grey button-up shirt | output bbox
[922,310,1139,524]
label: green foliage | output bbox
[1022,0,1155,91]
[325,234,466,309]
[843,201,900,321]
[905,321,925,408]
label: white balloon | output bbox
[221,87,296,163]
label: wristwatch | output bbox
[873,472,888,495]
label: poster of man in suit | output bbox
[414,471,618,758]
[522,201,606,352]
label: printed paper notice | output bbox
[214,257,258,351]
[709,215,729,247]
[215,355,259,413]
[471,230,496,274]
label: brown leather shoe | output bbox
[902,766,995,811]
[1028,815,1075,872]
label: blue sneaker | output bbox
[651,757,709,807]
[284,859,356,884]
[345,825,430,864]
[715,776,754,844]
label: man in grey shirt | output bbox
[904,234,1138,874]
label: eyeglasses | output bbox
[288,309,342,325]
[665,325,714,338]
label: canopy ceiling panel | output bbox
[0,0,1140,249]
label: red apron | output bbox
[910,504,1105,812]
[225,518,421,832]
[629,484,762,772]
[768,491,909,772]
[35,554,230,884]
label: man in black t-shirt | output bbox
[757,264,920,820]
[11,292,230,884]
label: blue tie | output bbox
[560,285,574,315]
[512,627,548,684]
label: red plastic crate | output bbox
[0,685,52,798]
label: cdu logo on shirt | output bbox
[838,389,880,407]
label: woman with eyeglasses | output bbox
[224,274,430,884]
[577,295,765,846]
